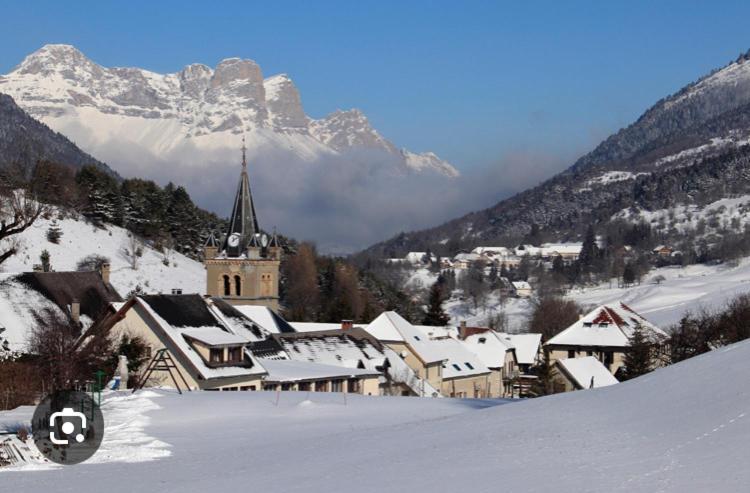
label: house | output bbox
[511,281,532,298]
[460,329,518,397]
[545,302,668,375]
[553,356,619,392]
[652,245,674,258]
[82,295,382,394]
[365,312,495,398]
[439,257,454,269]
[365,311,446,392]
[0,266,121,352]
[253,327,416,396]
[539,242,583,262]
[495,332,542,396]
[452,252,481,269]
[85,294,268,391]
[425,336,493,398]
[405,252,435,265]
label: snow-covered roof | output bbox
[0,271,122,351]
[422,336,492,379]
[134,295,267,380]
[413,325,459,339]
[453,252,481,262]
[290,322,353,333]
[405,252,432,263]
[557,357,619,389]
[502,333,542,366]
[232,305,296,334]
[182,327,249,346]
[472,246,511,256]
[275,328,386,372]
[540,243,583,256]
[546,302,667,348]
[261,359,380,383]
[462,331,514,368]
[366,312,445,363]
[512,281,531,290]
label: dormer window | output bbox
[227,346,243,363]
[465,362,474,370]
[414,335,421,341]
[452,364,461,371]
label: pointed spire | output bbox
[222,140,261,257]
[241,135,247,170]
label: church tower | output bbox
[204,140,281,310]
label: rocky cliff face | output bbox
[0,44,457,177]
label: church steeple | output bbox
[222,137,261,257]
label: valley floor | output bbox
[3,337,750,491]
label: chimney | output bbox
[70,301,80,324]
[341,320,353,331]
[100,262,111,284]
[459,320,468,339]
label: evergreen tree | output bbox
[622,324,654,380]
[40,249,51,272]
[579,224,598,272]
[622,262,636,286]
[46,218,62,244]
[423,278,450,326]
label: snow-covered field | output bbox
[0,211,205,296]
[569,258,750,328]
[3,338,750,491]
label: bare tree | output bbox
[120,233,144,270]
[0,188,47,265]
[29,310,115,392]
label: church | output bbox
[203,143,281,310]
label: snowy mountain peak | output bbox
[0,45,458,177]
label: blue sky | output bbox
[3,0,750,173]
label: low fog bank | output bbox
[87,139,574,253]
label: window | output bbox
[223,275,231,296]
[348,379,360,393]
[144,346,152,359]
[240,386,256,391]
[465,362,474,370]
[452,363,461,371]
[298,382,311,391]
[227,346,243,363]
[568,350,575,358]
[234,275,242,296]
[583,322,593,327]
[599,323,608,328]
[478,337,486,344]
[331,380,343,392]
[210,348,224,363]
[414,335,421,341]
[260,273,273,297]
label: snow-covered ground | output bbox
[3,338,750,491]
[569,258,750,328]
[0,211,205,296]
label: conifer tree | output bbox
[40,249,51,272]
[622,324,653,380]
[423,278,450,326]
[46,218,62,244]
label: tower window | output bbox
[223,275,231,296]
[234,275,242,296]
[261,273,272,297]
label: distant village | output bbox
[0,152,672,406]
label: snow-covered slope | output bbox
[569,258,750,328]
[0,44,457,177]
[4,339,750,491]
[0,211,204,297]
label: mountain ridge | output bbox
[0,44,458,177]
[360,48,750,257]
